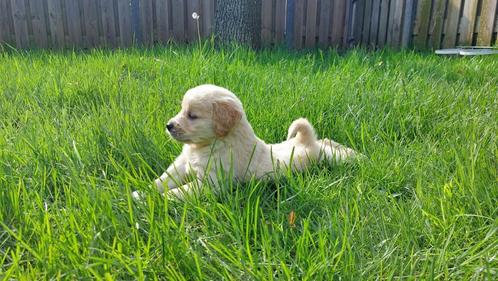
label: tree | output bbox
[214,0,262,48]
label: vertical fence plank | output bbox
[353,0,365,46]
[201,0,214,38]
[82,0,99,47]
[64,0,82,47]
[401,0,415,48]
[261,0,272,45]
[140,0,153,45]
[343,0,353,47]
[130,0,141,44]
[100,0,117,47]
[331,0,346,46]
[318,0,331,47]
[305,0,318,48]
[442,0,462,48]
[187,0,200,42]
[29,0,48,47]
[118,0,132,46]
[171,0,185,42]
[274,0,285,43]
[377,0,389,47]
[362,0,372,46]
[458,0,478,45]
[293,0,305,48]
[156,0,170,43]
[413,0,431,49]
[286,0,295,48]
[386,0,395,45]
[429,0,447,49]
[495,13,498,34]
[477,0,498,45]
[494,14,498,45]
[369,0,381,47]
[11,0,29,48]
[0,0,13,45]
[47,0,65,47]
[391,0,405,48]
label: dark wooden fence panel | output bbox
[0,0,497,50]
[274,0,286,43]
[117,0,132,46]
[11,0,29,48]
[261,0,273,45]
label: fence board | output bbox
[343,0,353,47]
[318,0,331,47]
[442,0,462,48]
[11,0,29,48]
[100,0,117,47]
[495,14,498,32]
[28,0,48,47]
[386,0,395,45]
[429,0,446,49]
[305,0,318,48]
[118,0,132,46]
[401,0,415,48]
[477,0,498,45]
[362,0,372,45]
[201,0,215,38]
[330,0,345,46]
[47,0,65,47]
[186,0,200,42]
[0,0,12,45]
[352,0,364,45]
[393,0,405,48]
[458,0,477,45]
[81,0,99,47]
[140,0,153,45]
[413,0,431,49]
[64,0,82,46]
[171,0,185,42]
[293,0,305,48]
[369,0,381,46]
[261,0,272,45]
[156,0,170,42]
[275,0,285,43]
[377,0,389,47]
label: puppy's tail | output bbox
[287,118,317,146]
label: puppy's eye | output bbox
[187,112,198,120]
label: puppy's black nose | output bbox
[166,123,174,131]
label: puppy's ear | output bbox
[212,100,242,137]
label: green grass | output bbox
[0,45,497,280]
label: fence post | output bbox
[286,0,295,48]
[131,0,142,45]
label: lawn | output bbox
[0,45,497,280]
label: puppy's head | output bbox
[166,85,243,145]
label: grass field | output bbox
[0,45,497,280]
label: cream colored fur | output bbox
[151,84,357,199]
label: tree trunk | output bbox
[214,0,262,48]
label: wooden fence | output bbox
[0,0,497,50]
[0,0,217,48]
[289,0,498,49]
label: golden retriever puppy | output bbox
[151,84,357,198]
